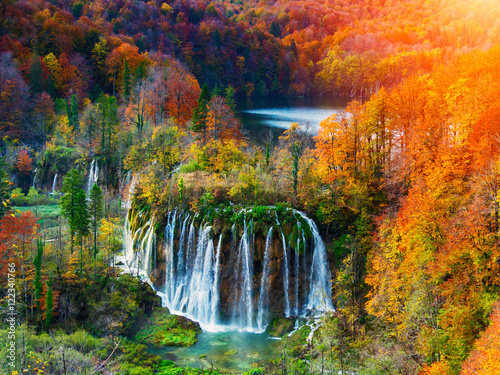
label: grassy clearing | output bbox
[13,204,61,219]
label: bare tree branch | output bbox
[89,341,120,375]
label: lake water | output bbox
[153,331,281,373]
[238,96,348,142]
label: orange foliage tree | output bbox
[105,43,150,96]
[15,149,32,175]
[164,67,200,125]
[0,211,39,311]
[206,95,241,142]
[461,302,500,375]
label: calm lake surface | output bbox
[238,96,349,142]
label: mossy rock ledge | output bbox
[135,307,202,347]
[265,314,295,337]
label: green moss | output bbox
[224,349,238,356]
[281,222,293,243]
[135,308,201,347]
[251,205,270,221]
[265,314,295,337]
[290,224,298,249]
[288,324,311,346]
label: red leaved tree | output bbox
[0,211,39,311]
[15,148,32,175]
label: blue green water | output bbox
[153,331,281,374]
[238,96,348,142]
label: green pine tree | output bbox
[66,95,79,130]
[75,188,90,275]
[45,275,54,326]
[133,63,148,85]
[98,92,108,155]
[191,83,211,142]
[89,183,103,259]
[225,85,237,114]
[270,20,282,37]
[54,98,66,115]
[108,96,119,142]
[212,84,221,97]
[28,54,45,94]
[61,168,85,252]
[33,238,44,312]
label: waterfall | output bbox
[295,211,333,311]
[164,210,177,302]
[87,159,99,195]
[163,222,222,330]
[257,226,273,331]
[120,213,155,282]
[32,168,38,188]
[210,233,223,328]
[51,173,57,195]
[276,216,291,317]
[123,207,333,333]
[185,226,215,323]
[139,220,155,280]
[294,224,301,316]
[123,214,134,266]
[233,217,254,330]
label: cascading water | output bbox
[257,226,273,332]
[121,211,156,282]
[124,207,333,332]
[51,173,57,195]
[295,211,333,311]
[232,217,254,330]
[87,159,99,195]
[277,224,291,317]
[294,223,301,317]
[32,168,38,189]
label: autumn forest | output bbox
[1,0,500,374]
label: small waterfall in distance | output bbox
[124,206,333,333]
[51,173,57,195]
[87,159,99,195]
[32,168,38,189]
